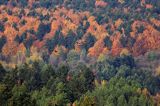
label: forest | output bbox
[0,0,160,106]
[1,53,160,106]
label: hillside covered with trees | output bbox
[1,54,160,106]
[0,0,160,106]
[0,0,160,64]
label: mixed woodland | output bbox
[0,0,160,105]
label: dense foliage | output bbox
[0,0,160,64]
[0,0,160,105]
[0,54,160,106]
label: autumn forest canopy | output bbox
[0,0,160,106]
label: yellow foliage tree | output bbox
[97,53,106,62]
[120,48,130,56]
[155,66,160,76]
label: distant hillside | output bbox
[0,0,160,64]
